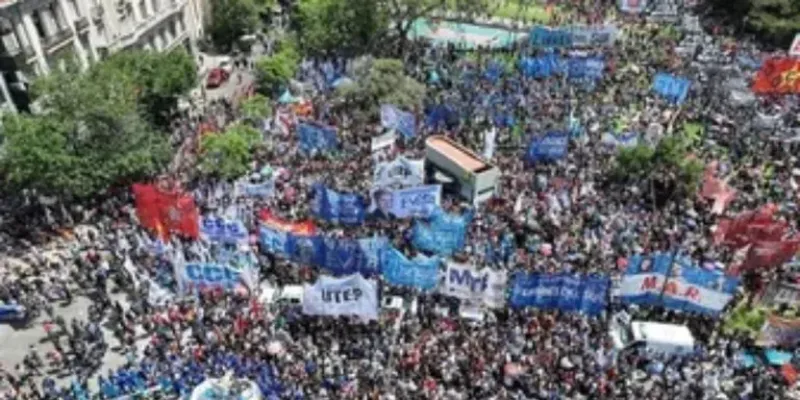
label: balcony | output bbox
[74,16,90,32]
[43,29,74,53]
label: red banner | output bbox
[713,203,784,248]
[258,209,316,235]
[752,58,800,94]
[741,237,800,272]
[132,183,200,240]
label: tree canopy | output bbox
[611,133,704,207]
[198,124,262,180]
[332,58,426,121]
[708,0,800,46]
[255,42,300,94]
[0,59,171,199]
[240,93,273,121]
[208,0,276,52]
[100,49,197,126]
[292,0,491,56]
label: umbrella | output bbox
[278,90,296,104]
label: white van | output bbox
[259,284,304,306]
[610,318,696,356]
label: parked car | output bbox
[206,68,230,88]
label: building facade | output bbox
[0,0,205,112]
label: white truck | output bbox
[610,315,696,356]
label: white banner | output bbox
[483,127,497,160]
[442,261,508,308]
[790,33,800,57]
[302,274,379,320]
[373,156,424,189]
[371,131,397,153]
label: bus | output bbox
[424,135,500,205]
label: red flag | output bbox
[132,183,164,232]
[741,237,800,272]
[713,204,784,247]
[132,183,200,239]
[701,164,736,214]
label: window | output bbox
[31,12,47,39]
[151,0,159,12]
[139,0,147,18]
[49,3,66,31]
[68,0,81,18]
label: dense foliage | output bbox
[0,50,196,200]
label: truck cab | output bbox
[610,315,696,357]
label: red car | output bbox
[206,68,230,89]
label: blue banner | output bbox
[177,262,257,294]
[286,233,325,267]
[425,104,458,128]
[369,185,442,219]
[530,25,617,48]
[380,104,417,138]
[519,54,565,78]
[236,180,275,198]
[259,226,290,256]
[567,57,606,80]
[312,184,366,225]
[619,252,739,316]
[652,73,691,104]
[259,228,386,276]
[298,122,338,154]
[200,216,249,244]
[320,236,386,276]
[381,247,440,290]
[526,131,569,162]
[530,26,573,47]
[412,209,472,256]
[509,273,609,316]
[601,131,639,149]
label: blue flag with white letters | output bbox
[298,122,338,154]
[412,209,473,256]
[380,104,416,138]
[526,131,569,162]
[380,247,440,290]
[509,273,609,315]
[652,73,691,104]
[311,184,366,225]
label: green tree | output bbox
[612,134,704,206]
[255,43,299,94]
[293,0,490,56]
[240,93,272,120]
[198,124,262,180]
[294,0,390,56]
[333,58,425,121]
[101,49,197,126]
[709,0,800,46]
[208,0,272,52]
[1,62,169,199]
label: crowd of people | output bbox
[1,2,800,400]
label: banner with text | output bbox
[618,252,739,315]
[441,261,508,308]
[380,247,440,290]
[373,156,425,189]
[200,216,249,244]
[509,273,609,316]
[302,274,379,320]
[412,209,472,256]
[311,184,366,225]
[368,184,441,219]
